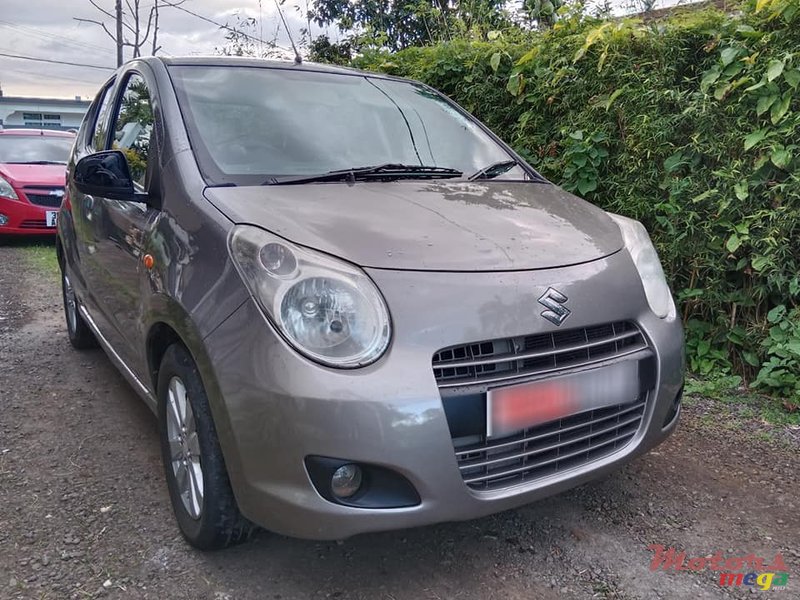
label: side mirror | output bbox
[74,150,142,202]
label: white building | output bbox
[0,95,91,131]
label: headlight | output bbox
[608,213,675,319]
[0,175,18,200]
[228,225,391,368]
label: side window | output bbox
[111,74,154,189]
[91,80,116,151]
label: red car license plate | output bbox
[486,361,640,438]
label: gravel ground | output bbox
[0,241,798,600]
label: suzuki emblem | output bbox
[538,287,571,326]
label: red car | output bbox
[0,129,75,236]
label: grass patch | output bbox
[760,403,800,427]
[14,239,59,277]
[685,375,800,428]
[754,431,776,444]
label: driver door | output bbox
[90,71,162,375]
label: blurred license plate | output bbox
[487,361,640,438]
[46,211,58,227]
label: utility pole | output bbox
[115,0,123,66]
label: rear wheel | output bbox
[61,269,97,349]
[157,343,255,550]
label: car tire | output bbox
[61,268,98,350]
[157,343,255,550]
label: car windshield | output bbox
[0,135,73,164]
[168,66,530,186]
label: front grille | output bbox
[455,399,646,490]
[433,321,653,491]
[19,219,49,229]
[433,321,647,389]
[24,191,62,207]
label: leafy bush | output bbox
[754,305,800,401]
[559,130,609,195]
[355,1,800,402]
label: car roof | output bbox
[150,55,403,81]
[0,128,75,137]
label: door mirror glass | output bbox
[74,150,136,201]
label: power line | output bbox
[0,19,112,55]
[1,66,106,87]
[0,52,114,71]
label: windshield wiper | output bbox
[264,163,463,185]
[468,159,549,182]
[6,160,67,165]
[468,160,520,181]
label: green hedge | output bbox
[355,1,800,401]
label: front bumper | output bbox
[203,250,684,540]
[0,196,58,235]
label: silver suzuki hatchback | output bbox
[57,57,684,550]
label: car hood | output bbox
[0,163,67,187]
[204,181,624,271]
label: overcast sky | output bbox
[0,0,322,99]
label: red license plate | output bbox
[486,361,639,438]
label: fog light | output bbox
[331,464,362,498]
[0,213,8,226]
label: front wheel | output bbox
[157,343,255,550]
[61,268,97,350]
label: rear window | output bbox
[0,135,74,164]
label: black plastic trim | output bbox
[304,456,421,509]
[662,385,683,429]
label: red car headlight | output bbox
[0,175,19,200]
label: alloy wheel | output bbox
[63,272,78,334]
[166,376,204,520]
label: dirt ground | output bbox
[1,241,798,600]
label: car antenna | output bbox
[273,0,302,65]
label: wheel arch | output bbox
[147,321,182,393]
[144,298,245,497]
[56,236,65,270]
[144,296,210,392]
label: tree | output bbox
[627,0,659,14]
[74,0,185,66]
[310,0,511,52]
[214,13,285,59]
[592,0,615,19]
[308,35,352,64]
[523,0,564,29]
